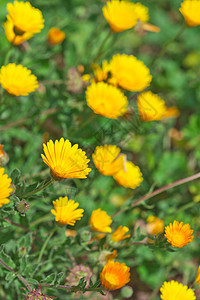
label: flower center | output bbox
[172,231,186,246]
[105,272,119,286]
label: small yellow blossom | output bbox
[92,60,110,82]
[195,266,200,285]
[89,208,112,233]
[162,106,180,119]
[137,91,167,122]
[100,260,130,290]
[0,64,38,96]
[92,145,125,176]
[86,82,128,119]
[113,161,143,189]
[51,197,84,225]
[82,74,91,83]
[102,0,148,33]
[109,54,152,92]
[165,220,194,248]
[7,1,44,34]
[180,0,200,27]
[47,27,65,45]
[146,216,164,235]
[0,167,12,208]
[111,226,130,242]
[41,138,91,180]
[160,280,196,300]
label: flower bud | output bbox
[16,200,29,214]
[24,288,54,300]
[47,27,65,46]
[0,145,9,166]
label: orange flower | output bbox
[165,220,194,248]
[47,27,65,45]
[146,216,164,235]
[100,260,130,290]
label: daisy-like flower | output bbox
[165,220,194,248]
[0,64,38,96]
[180,0,200,27]
[113,161,143,189]
[4,19,32,45]
[109,54,152,92]
[6,1,44,39]
[111,226,131,242]
[51,197,84,225]
[100,260,130,290]
[91,60,110,82]
[89,208,112,233]
[86,82,128,119]
[137,91,167,122]
[102,0,148,33]
[0,167,12,208]
[146,216,164,236]
[41,138,91,180]
[160,280,196,300]
[92,145,125,176]
[47,27,65,45]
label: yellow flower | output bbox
[111,226,130,242]
[89,208,112,233]
[6,1,44,35]
[0,167,12,208]
[165,220,194,248]
[109,54,152,92]
[102,0,148,33]
[51,197,84,225]
[82,74,91,83]
[137,91,167,122]
[180,0,200,27]
[100,260,130,290]
[86,82,128,119]
[41,138,91,180]
[160,280,196,300]
[195,266,200,285]
[92,145,125,176]
[113,161,143,189]
[92,60,110,82]
[146,216,164,235]
[162,106,180,119]
[47,27,65,45]
[0,64,38,96]
[4,19,32,45]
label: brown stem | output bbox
[112,172,200,218]
[0,259,32,292]
[4,218,30,232]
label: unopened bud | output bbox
[16,200,29,214]
[0,145,9,166]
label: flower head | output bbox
[89,208,112,233]
[111,226,130,242]
[160,280,196,300]
[16,200,29,214]
[7,1,44,35]
[165,220,194,248]
[146,216,164,235]
[0,64,38,96]
[92,60,110,82]
[195,266,200,285]
[100,260,130,290]
[24,287,54,300]
[180,0,200,27]
[47,27,65,45]
[41,138,91,180]
[0,167,12,208]
[86,82,128,119]
[0,145,9,166]
[51,196,84,225]
[110,54,152,92]
[113,161,143,189]
[92,145,125,176]
[102,0,148,33]
[4,19,32,45]
[137,91,167,121]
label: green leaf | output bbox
[41,273,56,284]
[0,246,16,270]
[10,169,21,185]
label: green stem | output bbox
[92,30,112,63]
[152,24,186,66]
[20,178,54,198]
[112,172,200,218]
[36,282,103,292]
[0,259,32,292]
[37,227,57,265]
